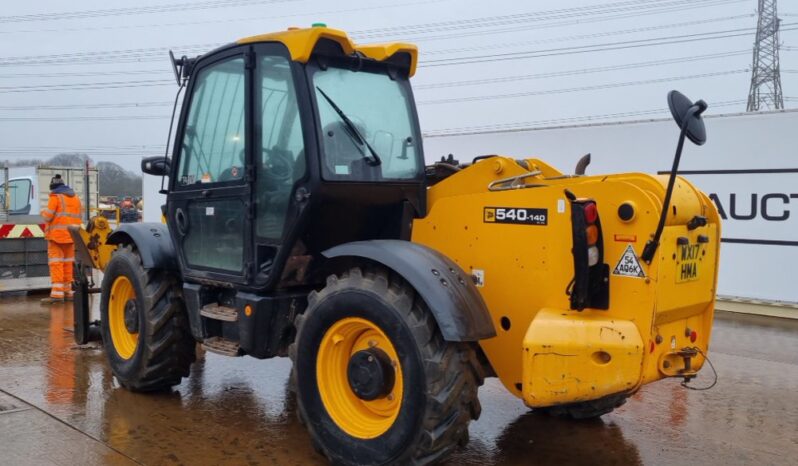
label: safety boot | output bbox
[40,297,65,305]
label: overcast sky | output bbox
[1,0,795,172]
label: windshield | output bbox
[311,65,421,181]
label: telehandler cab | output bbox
[70,26,720,465]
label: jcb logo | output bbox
[484,208,496,222]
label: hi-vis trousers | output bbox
[47,241,75,299]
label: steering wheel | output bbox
[261,147,294,189]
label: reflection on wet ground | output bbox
[1,294,797,465]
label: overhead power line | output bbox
[0,50,752,105]
[417,70,748,106]
[374,0,749,43]
[0,44,216,67]
[0,0,444,35]
[0,80,174,93]
[0,0,752,67]
[0,70,748,120]
[0,115,168,122]
[0,0,297,24]
[0,20,779,75]
[0,145,166,155]
[355,0,741,38]
[423,100,748,137]
[0,101,172,111]
[420,24,798,67]
[0,69,168,79]
[422,14,753,56]
[416,50,750,90]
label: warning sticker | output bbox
[612,244,646,278]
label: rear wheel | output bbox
[290,267,484,465]
[100,245,195,391]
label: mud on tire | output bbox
[100,244,195,391]
[289,266,485,465]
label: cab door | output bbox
[250,43,311,286]
[167,47,252,284]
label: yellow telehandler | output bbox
[70,26,720,465]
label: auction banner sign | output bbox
[424,110,798,303]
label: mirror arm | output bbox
[641,107,695,264]
[158,75,187,195]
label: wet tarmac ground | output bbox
[1,294,797,466]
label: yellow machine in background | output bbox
[69,26,720,465]
[72,215,116,271]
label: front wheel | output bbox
[290,267,484,465]
[100,245,195,391]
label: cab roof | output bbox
[236,26,418,77]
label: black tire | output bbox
[289,266,484,465]
[538,393,628,420]
[100,244,195,391]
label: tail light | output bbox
[566,192,609,311]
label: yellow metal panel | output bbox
[413,156,720,405]
[74,216,116,271]
[521,308,643,406]
[237,27,418,76]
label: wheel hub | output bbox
[123,299,139,333]
[347,348,395,401]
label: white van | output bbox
[1,166,99,220]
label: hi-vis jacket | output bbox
[40,186,82,243]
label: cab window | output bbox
[1,179,32,214]
[10,179,31,212]
[177,57,246,186]
[255,55,305,240]
[311,66,420,181]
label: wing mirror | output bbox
[668,90,707,146]
[640,90,708,264]
[141,156,171,177]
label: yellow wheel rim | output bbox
[108,276,138,360]
[316,317,403,439]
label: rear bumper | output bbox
[521,305,711,408]
[521,308,644,408]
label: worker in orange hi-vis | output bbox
[40,174,82,305]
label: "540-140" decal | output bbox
[484,207,548,225]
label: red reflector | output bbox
[649,340,655,353]
[690,330,697,343]
[584,202,598,224]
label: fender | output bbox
[323,240,496,342]
[106,223,178,270]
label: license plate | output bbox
[676,243,700,283]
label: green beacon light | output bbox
[312,22,327,28]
